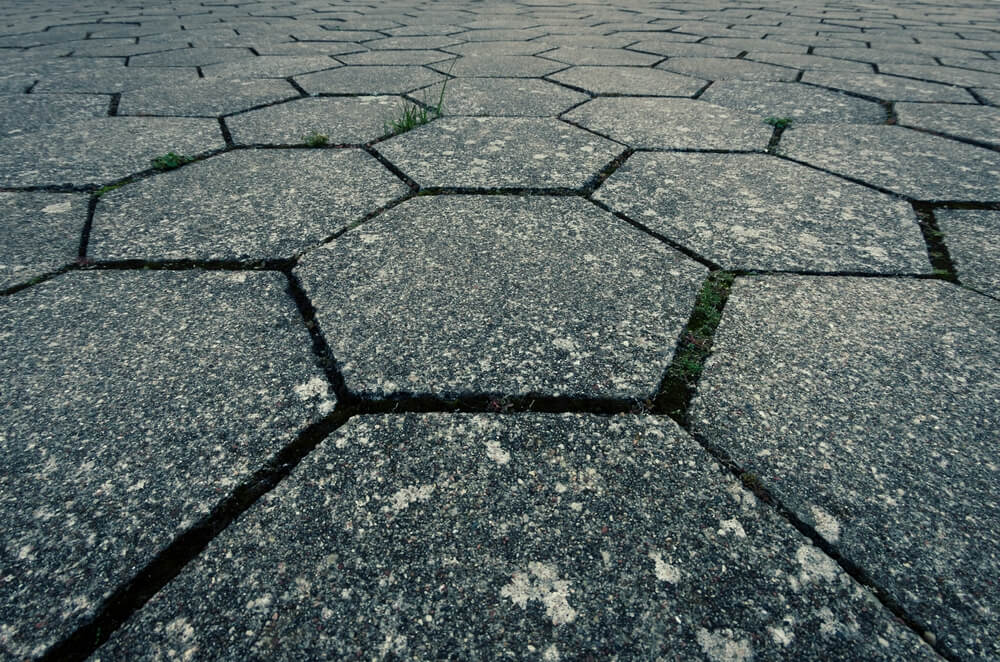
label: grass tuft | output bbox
[383,60,454,136]
[764,117,793,129]
[150,152,194,171]
[303,131,329,147]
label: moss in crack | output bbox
[654,271,735,423]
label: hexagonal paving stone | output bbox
[418,78,588,116]
[296,196,705,398]
[936,209,1000,298]
[226,96,401,145]
[129,47,256,67]
[200,55,341,78]
[801,72,974,102]
[90,150,408,261]
[594,153,929,272]
[0,270,335,660]
[879,64,1000,89]
[658,58,798,81]
[364,35,462,50]
[376,118,622,189]
[0,118,224,188]
[565,98,771,150]
[628,41,742,59]
[0,192,87,290]
[94,413,933,661]
[702,37,808,53]
[0,94,109,137]
[118,78,298,117]
[295,65,446,94]
[541,47,662,66]
[32,67,200,93]
[429,55,565,77]
[549,65,705,96]
[691,276,1000,660]
[746,53,874,72]
[810,47,939,66]
[700,81,885,124]
[780,125,1000,200]
[336,49,452,66]
[895,103,1000,147]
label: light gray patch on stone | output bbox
[628,41,742,58]
[32,67,200,93]
[700,81,885,124]
[936,209,1000,298]
[691,276,1000,660]
[780,125,1000,200]
[595,153,929,272]
[541,47,661,66]
[0,117,223,187]
[129,47,256,67]
[0,94,108,137]
[95,413,933,661]
[227,96,400,145]
[895,102,1000,147]
[879,64,1000,89]
[118,78,298,117]
[429,55,565,78]
[0,270,334,659]
[200,55,341,78]
[90,150,407,261]
[296,196,705,398]
[658,57,798,81]
[0,192,87,289]
[801,72,974,102]
[295,65,446,94]
[565,98,770,150]
[419,78,588,117]
[549,65,705,96]
[376,117,622,189]
[335,49,452,66]
[746,53,874,72]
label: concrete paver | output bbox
[1,1,998,660]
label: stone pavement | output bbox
[0,1,997,660]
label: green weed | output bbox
[150,152,194,171]
[303,131,329,147]
[764,117,793,129]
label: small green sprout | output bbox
[150,152,194,171]
[303,131,329,147]
[764,117,793,129]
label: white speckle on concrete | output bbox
[649,551,680,583]
[485,439,510,465]
[293,376,329,400]
[768,625,794,647]
[245,594,272,611]
[41,201,72,214]
[718,518,747,538]
[500,562,577,625]
[809,506,841,543]
[696,627,754,662]
[543,644,561,661]
[796,544,840,584]
[384,484,436,515]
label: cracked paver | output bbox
[2,1,999,660]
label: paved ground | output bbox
[1,0,998,660]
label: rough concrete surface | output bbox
[1,1,998,660]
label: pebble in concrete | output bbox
[548,65,705,96]
[0,192,87,290]
[936,209,1000,298]
[658,57,798,81]
[700,81,886,124]
[295,196,706,399]
[417,78,589,116]
[0,94,109,137]
[780,125,1000,200]
[226,96,401,145]
[0,118,224,188]
[801,71,974,102]
[0,270,336,659]
[565,98,771,150]
[90,150,408,262]
[294,64,446,94]
[118,78,298,117]
[691,276,1000,660]
[376,118,622,189]
[93,413,934,661]
[895,103,1000,148]
[594,153,929,272]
